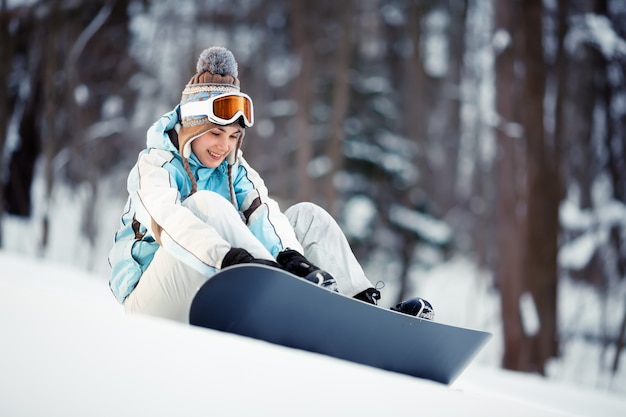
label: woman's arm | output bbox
[135,148,231,274]
[233,156,304,257]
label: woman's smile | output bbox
[208,149,225,159]
[190,124,241,168]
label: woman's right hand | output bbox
[221,247,283,270]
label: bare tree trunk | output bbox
[437,0,466,214]
[522,0,559,374]
[459,0,493,270]
[0,0,9,246]
[494,0,529,371]
[596,0,626,378]
[324,0,353,217]
[290,1,314,203]
[405,2,432,196]
[388,2,430,304]
[40,0,63,253]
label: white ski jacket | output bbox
[108,108,302,303]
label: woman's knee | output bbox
[183,190,239,220]
[285,202,335,235]
[285,202,330,223]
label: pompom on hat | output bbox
[177,46,246,161]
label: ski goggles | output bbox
[180,92,254,127]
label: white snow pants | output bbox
[124,191,373,323]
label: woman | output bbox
[108,46,396,323]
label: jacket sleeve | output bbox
[233,156,304,256]
[134,148,231,275]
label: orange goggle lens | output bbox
[212,95,253,125]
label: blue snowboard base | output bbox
[189,264,491,384]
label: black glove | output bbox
[222,247,282,269]
[276,249,338,291]
[276,249,319,277]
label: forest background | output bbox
[1,0,625,391]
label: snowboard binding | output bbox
[392,297,435,320]
[354,287,382,305]
[304,270,338,292]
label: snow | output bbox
[2,0,625,413]
[389,204,453,244]
[1,252,626,417]
[519,292,541,337]
[1,172,624,415]
[343,195,376,239]
[565,13,626,60]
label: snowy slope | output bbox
[1,252,625,417]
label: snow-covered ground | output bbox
[1,251,625,417]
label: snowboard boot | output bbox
[304,270,338,292]
[353,287,382,305]
[277,249,338,292]
[391,297,435,320]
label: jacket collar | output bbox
[187,152,228,181]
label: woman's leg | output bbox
[182,190,274,259]
[125,191,273,322]
[124,247,207,322]
[284,202,373,297]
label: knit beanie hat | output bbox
[178,46,244,162]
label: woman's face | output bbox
[190,124,241,168]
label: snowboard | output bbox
[189,264,491,385]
